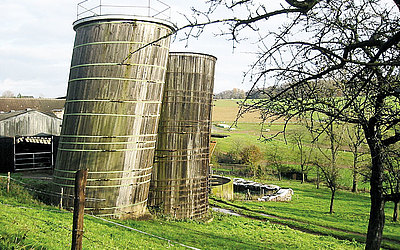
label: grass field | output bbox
[212,179,400,248]
[210,99,400,249]
[211,99,371,190]
[212,99,264,123]
[0,177,366,249]
[0,99,397,249]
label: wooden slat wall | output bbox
[53,19,173,219]
[149,52,216,219]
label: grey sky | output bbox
[0,0,267,98]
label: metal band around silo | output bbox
[53,172,152,182]
[66,99,161,104]
[164,95,212,101]
[155,147,209,152]
[68,77,164,84]
[165,89,214,94]
[154,158,209,162]
[76,21,172,32]
[74,41,170,50]
[151,176,207,182]
[59,141,156,145]
[70,63,167,70]
[53,167,152,174]
[60,134,157,138]
[52,178,150,188]
[84,199,148,211]
[64,113,159,117]
[58,147,155,152]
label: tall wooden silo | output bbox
[149,52,216,219]
[53,15,175,219]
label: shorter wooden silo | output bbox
[149,52,216,219]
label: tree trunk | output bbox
[301,172,305,184]
[316,168,320,189]
[366,191,385,250]
[352,173,358,193]
[329,189,335,214]
[365,137,385,250]
[394,201,399,222]
[351,143,359,193]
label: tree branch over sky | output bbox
[177,0,400,249]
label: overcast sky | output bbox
[0,0,274,98]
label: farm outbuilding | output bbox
[0,109,62,137]
[0,110,61,172]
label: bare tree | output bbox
[383,146,400,222]
[312,117,343,214]
[346,124,367,193]
[1,90,15,98]
[214,88,246,99]
[180,0,400,248]
[266,143,284,180]
[291,129,314,183]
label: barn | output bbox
[0,109,61,172]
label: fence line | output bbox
[1,175,201,250]
[0,174,105,202]
[88,214,200,250]
[1,202,115,249]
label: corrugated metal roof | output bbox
[0,98,65,112]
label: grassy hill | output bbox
[211,99,371,190]
[0,99,398,249]
[212,99,263,123]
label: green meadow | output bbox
[0,99,398,249]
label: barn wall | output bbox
[0,112,62,137]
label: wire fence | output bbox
[0,173,199,250]
[1,202,116,250]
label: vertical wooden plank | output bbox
[71,169,88,250]
[7,172,10,193]
[59,187,64,209]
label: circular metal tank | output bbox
[149,52,216,219]
[53,15,175,219]
[210,175,234,201]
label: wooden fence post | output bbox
[59,187,64,209]
[71,169,88,250]
[7,172,10,193]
